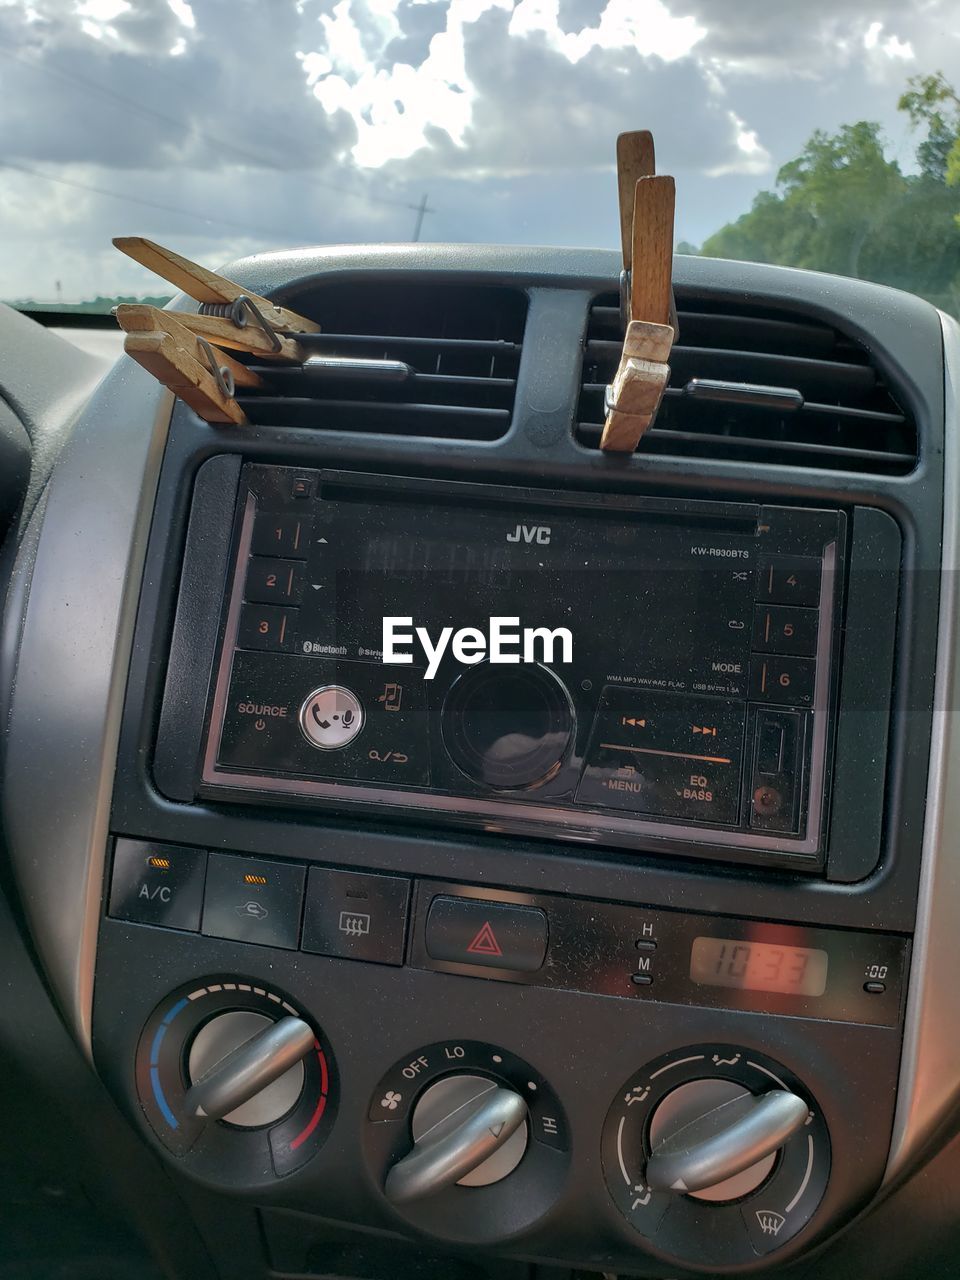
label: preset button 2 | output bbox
[245,557,305,606]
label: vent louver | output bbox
[237,282,526,440]
[577,294,918,474]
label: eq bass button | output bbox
[299,685,364,750]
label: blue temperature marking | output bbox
[150,1067,179,1129]
[148,996,190,1129]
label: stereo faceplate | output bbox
[197,467,845,869]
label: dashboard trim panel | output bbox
[886,311,960,1182]
[1,366,174,1054]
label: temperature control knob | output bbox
[135,978,337,1185]
[385,1075,528,1205]
[185,1012,315,1126]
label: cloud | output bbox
[0,0,361,172]
[683,0,922,76]
[429,6,758,177]
[0,0,959,301]
[296,0,755,179]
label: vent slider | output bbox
[683,380,804,410]
[303,355,415,385]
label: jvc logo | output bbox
[507,524,551,545]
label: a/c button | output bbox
[109,839,206,932]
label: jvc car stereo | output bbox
[191,465,846,870]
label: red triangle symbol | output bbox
[466,921,503,957]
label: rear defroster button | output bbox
[299,685,364,750]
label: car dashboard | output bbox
[1,244,959,1280]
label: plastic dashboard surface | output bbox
[1,246,955,1280]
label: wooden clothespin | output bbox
[600,131,677,453]
[112,234,320,423]
[113,237,320,335]
[119,307,262,425]
[115,302,304,363]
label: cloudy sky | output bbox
[0,0,958,301]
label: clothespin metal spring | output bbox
[198,295,283,352]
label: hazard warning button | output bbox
[424,896,548,973]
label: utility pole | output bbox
[412,193,434,242]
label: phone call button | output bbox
[299,685,365,750]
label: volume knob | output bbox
[441,662,575,790]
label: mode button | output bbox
[425,896,548,973]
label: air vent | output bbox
[577,294,917,474]
[237,282,526,440]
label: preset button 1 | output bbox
[251,510,312,559]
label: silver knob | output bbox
[385,1075,528,1206]
[184,1013,314,1125]
[645,1080,809,1197]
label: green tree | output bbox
[898,72,960,183]
[701,83,960,314]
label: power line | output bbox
[0,157,294,240]
[0,40,427,215]
[412,193,434,241]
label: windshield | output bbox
[3,1,959,315]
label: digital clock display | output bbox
[690,936,829,998]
